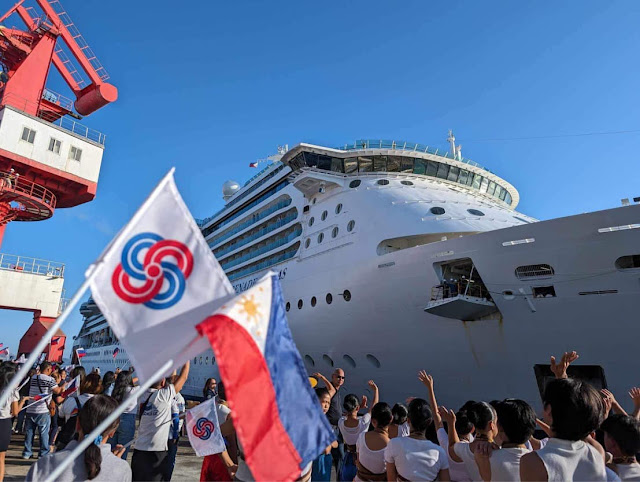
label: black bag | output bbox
[56,397,82,448]
[139,392,153,421]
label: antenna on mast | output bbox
[447,130,462,160]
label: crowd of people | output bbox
[1,350,640,481]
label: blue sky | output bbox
[2,0,640,357]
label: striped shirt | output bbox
[27,374,57,414]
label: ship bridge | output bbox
[280,138,519,209]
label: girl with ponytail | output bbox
[26,395,132,481]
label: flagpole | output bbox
[43,359,173,482]
[0,262,103,409]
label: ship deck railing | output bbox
[0,252,65,277]
[337,139,485,170]
[430,282,490,302]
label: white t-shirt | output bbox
[135,384,176,452]
[385,436,449,481]
[489,446,530,481]
[216,402,231,423]
[398,422,410,437]
[59,394,95,422]
[437,427,471,482]
[172,392,186,432]
[0,389,19,419]
[616,463,640,481]
[454,442,482,481]
[338,413,371,445]
[355,431,387,481]
[536,437,606,481]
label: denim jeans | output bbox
[15,409,26,433]
[165,438,179,480]
[108,412,136,461]
[23,413,51,458]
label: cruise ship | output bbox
[73,135,640,410]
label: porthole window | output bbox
[323,355,334,367]
[335,204,343,214]
[616,255,640,270]
[515,264,555,280]
[311,296,317,307]
[343,290,351,301]
[430,207,446,215]
[502,290,515,300]
[308,217,314,227]
[305,238,311,249]
[312,198,317,204]
[347,220,355,232]
[193,357,197,364]
[377,179,389,186]
[298,299,303,309]
[199,356,203,364]
[321,210,328,221]
[332,227,339,238]
[401,180,413,186]
[366,354,381,368]
[318,232,324,243]
[286,302,290,312]
[349,180,361,188]
[326,293,333,304]
[467,208,485,216]
[304,355,315,367]
[343,354,356,368]
[205,356,209,365]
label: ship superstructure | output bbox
[74,137,640,409]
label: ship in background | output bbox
[73,134,640,409]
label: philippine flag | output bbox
[89,170,234,382]
[197,273,335,481]
[76,348,86,359]
[249,162,258,168]
[112,347,119,358]
[51,337,61,345]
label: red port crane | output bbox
[0,0,117,246]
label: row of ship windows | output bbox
[285,290,352,311]
[220,226,301,270]
[289,152,513,205]
[304,353,382,370]
[227,242,299,281]
[308,203,343,226]
[21,127,83,161]
[225,164,286,210]
[305,220,356,248]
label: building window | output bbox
[377,179,389,186]
[69,146,83,161]
[305,238,310,249]
[48,138,61,154]
[349,180,361,188]
[467,209,485,216]
[21,127,36,144]
[332,227,339,238]
[326,293,333,304]
[321,210,328,221]
[311,296,317,307]
[308,217,314,227]
[347,220,355,232]
[335,204,343,214]
[430,207,446,215]
[401,180,413,186]
[298,299,303,309]
[317,232,324,243]
[343,289,351,301]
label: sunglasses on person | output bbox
[334,375,345,379]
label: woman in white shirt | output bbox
[1,364,29,482]
[520,378,607,481]
[355,402,392,481]
[388,404,410,439]
[600,414,640,481]
[385,398,450,481]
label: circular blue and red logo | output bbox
[111,232,193,310]
[193,417,215,440]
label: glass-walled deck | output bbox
[287,150,513,206]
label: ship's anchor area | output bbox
[424,257,499,321]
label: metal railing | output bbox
[42,88,74,112]
[430,281,489,302]
[1,93,106,145]
[0,253,65,277]
[221,226,302,271]
[337,139,485,170]
[0,170,57,209]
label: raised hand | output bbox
[629,387,640,407]
[601,391,613,419]
[368,380,378,391]
[418,370,434,390]
[361,395,368,409]
[439,406,456,426]
[550,351,579,379]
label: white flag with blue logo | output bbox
[89,170,234,382]
[185,397,226,456]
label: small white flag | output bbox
[186,397,226,456]
[89,170,234,382]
